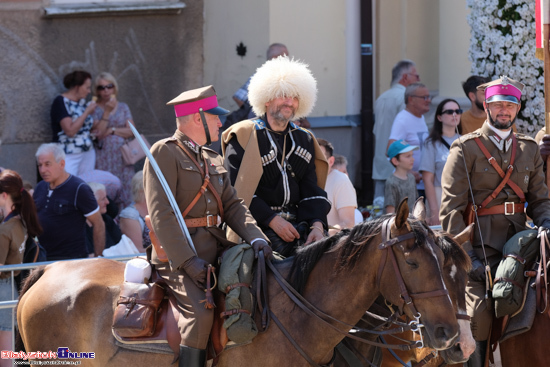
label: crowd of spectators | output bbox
[0,58,495,266]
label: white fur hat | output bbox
[248,56,317,120]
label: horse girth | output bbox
[377,218,449,322]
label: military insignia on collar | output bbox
[489,134,512,152]
[501,75,509,85]
[183,140,199,154]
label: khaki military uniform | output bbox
[143,129,267,349]
[440,122,550,341]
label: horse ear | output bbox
[453,223,474,246]
[412,197,426,222]
[395,197,409,229]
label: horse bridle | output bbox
[260,217,451,367]
[377,217,451,349]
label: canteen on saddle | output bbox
[493,229,540,318]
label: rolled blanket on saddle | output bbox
[218,243,258,343]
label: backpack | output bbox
[15,236,47,290]
[23,236,47,263]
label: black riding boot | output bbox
[465,340,487,367]
[179,345,206,367]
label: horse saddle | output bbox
[112,273,182,361]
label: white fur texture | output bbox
[248,56,317,119]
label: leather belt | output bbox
[185,215,219,228]
[477,202,524,216]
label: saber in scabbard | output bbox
[127,121,197,256]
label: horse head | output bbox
[434,224,476,363]
[378,198,459,350]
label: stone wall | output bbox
[0,0,203,184]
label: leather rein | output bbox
[258,217,450,367]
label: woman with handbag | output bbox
[91,72,136,208]
[0,170,42,366]
[50,70,101,176]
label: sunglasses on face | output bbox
[97,84,114,91]
[441,109,463,115]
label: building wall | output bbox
[439,1,471,98]
[0,0,204,184]
[204,0,362,182]
[375,0,471,101]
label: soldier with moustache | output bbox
[440,76,550,367]
[143,86,270,367]
[221,56,331,257]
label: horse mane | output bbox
[288,214,429,294]
[434,231,471,273]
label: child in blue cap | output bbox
[384,140,419,213]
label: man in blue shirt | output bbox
[33,143,105,260]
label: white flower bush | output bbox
[467,0,543,135]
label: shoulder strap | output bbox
[474,136,525,208]
[173,141,225,222]
[440,138,451,150]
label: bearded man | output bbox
[440,76,550,367]
[222,56,330,257]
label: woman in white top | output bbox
[419,98,462,225]
[119,171,150,252]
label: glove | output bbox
[252,239,273,259]
[182,256,209,288]
[539,134,550,161]
[467,250,486,282]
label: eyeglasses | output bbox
[408,73,420,79]
[441,109,463,115]
[97,84,114,91]
[411,95,431,101]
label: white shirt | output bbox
[389,109,429,190]
[325,169,358,228]
[372,84,406,180]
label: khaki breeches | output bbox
[157,265,213,349]
[466,279,492,341]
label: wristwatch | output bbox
[111,127,116,135]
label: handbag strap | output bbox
[173,141,225,223]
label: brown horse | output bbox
[17,199,459,367]
[497,272,550,366]
[333,225,475,367]
[379,229,475,367]
[498,311,550,367]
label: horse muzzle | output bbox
[422,323,459,350]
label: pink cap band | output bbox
[173,95,219,117]
[485,84,522,102]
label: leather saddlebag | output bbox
[113,281,166,338]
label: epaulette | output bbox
[202,146,221,156]
[456,131,481,142]
[514,132,536,143]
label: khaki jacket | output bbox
[143,130,266,271]
[440,123,550,256]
